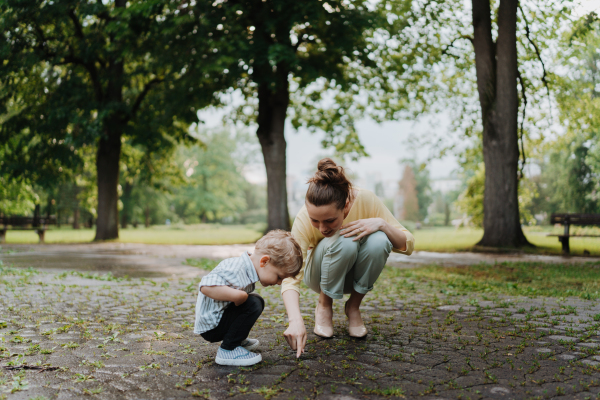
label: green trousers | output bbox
[303,230,393,299]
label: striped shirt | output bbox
[194,252,259,334]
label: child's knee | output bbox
[246,294,264,314]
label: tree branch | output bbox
[65,9,104,102]
[517,68,527,181]
[68,9,85,39]
[518,4,551,121]
[127,78,164,122]
[442,35,474,57]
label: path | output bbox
[2,244,600,399]
[2,265,600,399]
[1,243,598,278]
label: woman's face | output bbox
[306,201,349,237]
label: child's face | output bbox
[254,254,288,287]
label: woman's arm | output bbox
[282,290,307,358]
[379,220,407,251]
[340,218,407,251]
[200,286,248,306]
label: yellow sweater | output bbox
[282,188,415,294]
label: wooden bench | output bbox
[549,213,600,254]
[0,216,57,243]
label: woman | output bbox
[282,158,415,357]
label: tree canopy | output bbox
[0,0,240,239]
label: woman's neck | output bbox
[344,188,358,219]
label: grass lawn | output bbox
[4,224,600,255]
[383,261,600,299]
[2,224,263,245]
[413,226,600,256]
[183,254,600,299]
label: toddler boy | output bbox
[194,230,302,366]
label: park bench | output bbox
[549,213,600,254]
[0,216,57,243]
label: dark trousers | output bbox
[201,293,264,350]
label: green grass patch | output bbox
[4,223,600,256]
[384,262,600,299]
[412,226,600,256]
[2,224,262,245]
[184,258,219,271]
[412,227,483,252]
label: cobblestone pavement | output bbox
[2,261,600,400]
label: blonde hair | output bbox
[254,230,302,277]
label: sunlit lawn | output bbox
[4,224,600,255]
[3,224,263,245]
[385,261,600,299]
[412,226,600,256]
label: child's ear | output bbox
[260,255,270,268]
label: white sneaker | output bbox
[215,346,262,366]
[241,338,259,351]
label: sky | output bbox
[199,0,599,191]
[199,104,458,190]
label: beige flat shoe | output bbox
[345,301,367,338]
[314,302,333,338]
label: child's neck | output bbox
[248,251,261,273]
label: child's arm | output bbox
[200,286,248,306]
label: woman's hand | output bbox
[282,290,306,358]
[284,318,307,358]
[340,218,385,241]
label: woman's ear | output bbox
[343,198,351,217]
[260,255,270,268]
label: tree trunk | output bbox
[472,0,530,247]
[120,182,133,229]
[256,81,291,232]
[444,202,450,226]
[94,59,123,240]
[145,206,150,228]
[73,205,80,229]
[33,204,40,227]
[95,129,122,240]
[93,0,125,241]
[120,210,127,229]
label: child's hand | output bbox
[234,291,248,306]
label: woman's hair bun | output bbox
[306,158,353,209]
[317,158,338,172]
[314,158,344,182]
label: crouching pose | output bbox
[194,230,302,366]
[282,158,415,356]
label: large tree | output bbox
[377,0,571,247]
[223,0,381,231]
[0,0,238,239]
[470,0,529,247]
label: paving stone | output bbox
[3,260,600,399]
[578,342,600,348]
[490,386,511,394]
[581,360,600,366]
[536,348,552,353]
[558,354,577,360]
[548,335,578,342]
